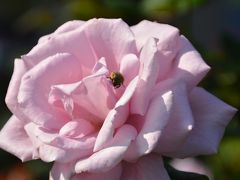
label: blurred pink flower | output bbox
[171,158,213,179]
[0,19,237,180]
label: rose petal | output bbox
[84,18,137,71]
[50,162,75,180]
[50,162,122,180]
[75,125,137,173]
[119,54,140,85]
[59,119,96,139]
[170,36,210,89]
[154,81,194,153]
[0,116,34,162]
[23,20,97,76]
[55,20,85,34]
[5,59,28,121]
[93,76,138,151]
[121,153,170,180]
[131,38,160,115]
[165,87,237,158]
[24,122,96,163]
[39,144,66,163]
[73,163,122,180]
[39,20,85,43]
[170,158,213,179]
[18,53,82,129]
[91,57,108,74]
[131,20,180,80]
[131,20,179,53]
[124,90,173,161]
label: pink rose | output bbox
[0,19,237,180]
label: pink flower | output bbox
[170,158,213,179]
[0,19,237,180]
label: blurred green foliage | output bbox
[0,0,239,179]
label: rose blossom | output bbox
[0,18,237,180]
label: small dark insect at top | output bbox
[108,72,124,89]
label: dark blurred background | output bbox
[0,0,239,179]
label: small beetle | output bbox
[108,72,124,88]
